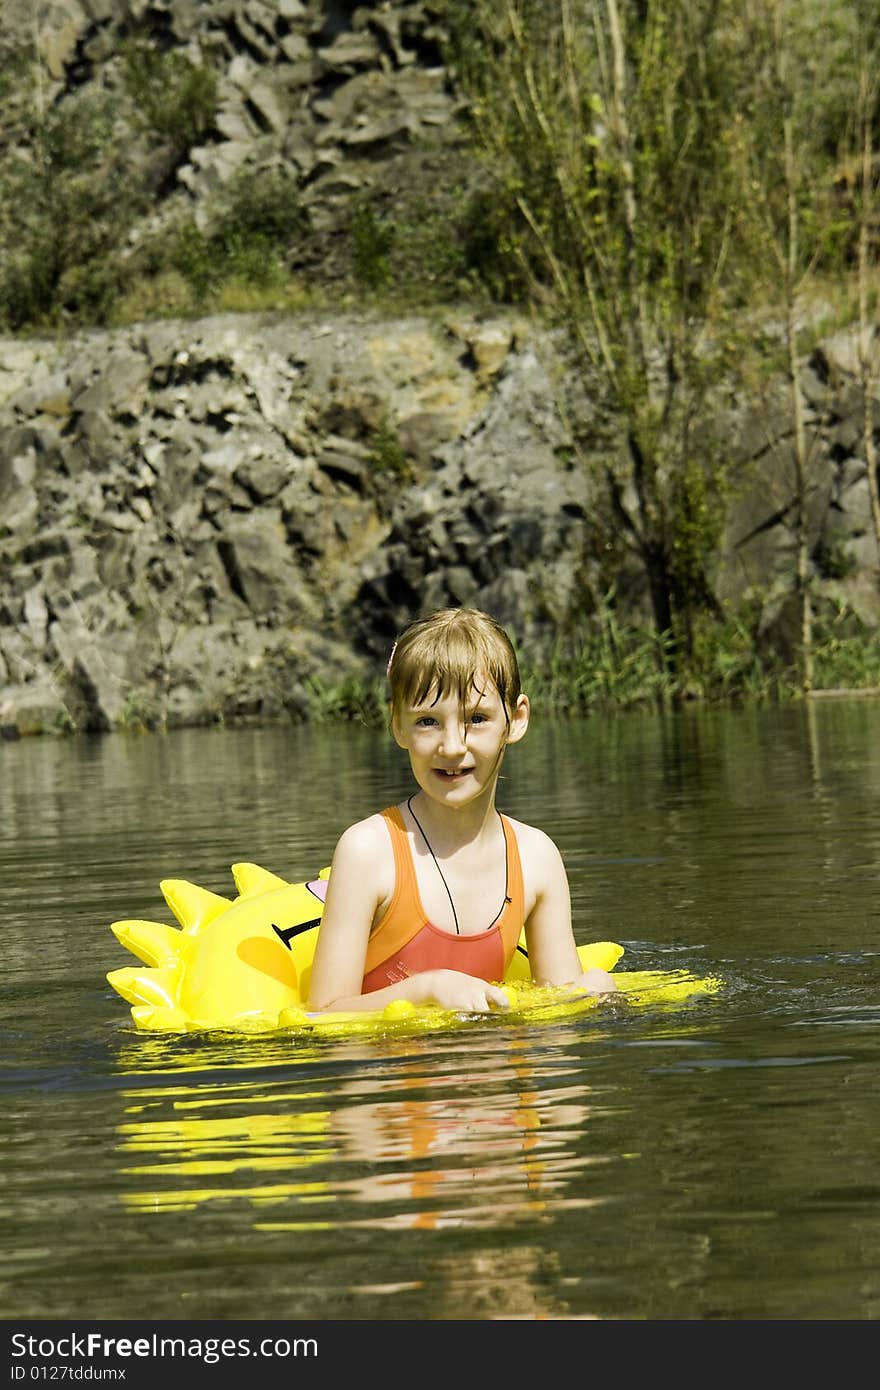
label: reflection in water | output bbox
[113,1034,607,1235]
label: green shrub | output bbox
[122,42,218,155]
[302,674,387,724]
[814,528,857,579]
[0,91,146,330]
[167,222,221,300]
[368,417,411,478]
[351,198,396,290]
[216,167,305,246]
[348,180,525,304]
[165,167,306,302]
[811,599,880,687]
[518,595,676,713]
[685,601,792,701]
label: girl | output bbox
[308,607,618,1013]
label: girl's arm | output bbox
[521,826,618,995]
[307,818,509,1014]
[307,819,383,1010]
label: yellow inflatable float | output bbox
[106,861,721,1037]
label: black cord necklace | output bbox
[406,796,510,936]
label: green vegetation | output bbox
[437,0,880,696]
[164,166,307,303]
[0,40,220,331]
[118,689,166,735]
[121,40,218,157]
[512,589,880,714]
[0,89,145,329]
[517,599,677,713]
[348,179,526,304]
[350,198,396,291]
[442,0,783,670]
[300,674,388,725]
[368,417,411,478]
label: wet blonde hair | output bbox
[387,608,522,725]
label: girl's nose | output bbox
[438,720,467,755]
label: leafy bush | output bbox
[0,91,147,330]
[166,167,306,302]
[302,674,387,724]
[368,417,411,478]
[518,595,677,713]
[351,198,396,290]
[814,527,857,579]
[122,42,218,156]
[348,179,525,303]
[811,599,880,687]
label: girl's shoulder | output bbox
[333,808,396,861]
[327,810,397,910]
[501,814,564,866]
[502,815,569,914]
[330,811,403,872]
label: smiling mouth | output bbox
[435,768,472,778]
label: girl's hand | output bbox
[570,967,618,996]
[414,969,510,1014]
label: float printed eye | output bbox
[272,917,322,948]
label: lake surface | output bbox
[2,700,879,1324]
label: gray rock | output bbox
[1,282,878,733]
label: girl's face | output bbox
[392,674,529,809]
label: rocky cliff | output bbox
[2,310,878,734]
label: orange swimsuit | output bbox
[361,805,525,993]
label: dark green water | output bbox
[1,701,878,1321]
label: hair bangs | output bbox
[388,608,521,723]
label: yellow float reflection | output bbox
[112,1033,612,1231]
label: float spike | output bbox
[160,880,231,932]
[131,1004,189,1033]
[231,862,289,897]
[107,966,180,1009]
[110,919,182,968]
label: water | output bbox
[1,701,879,1323]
